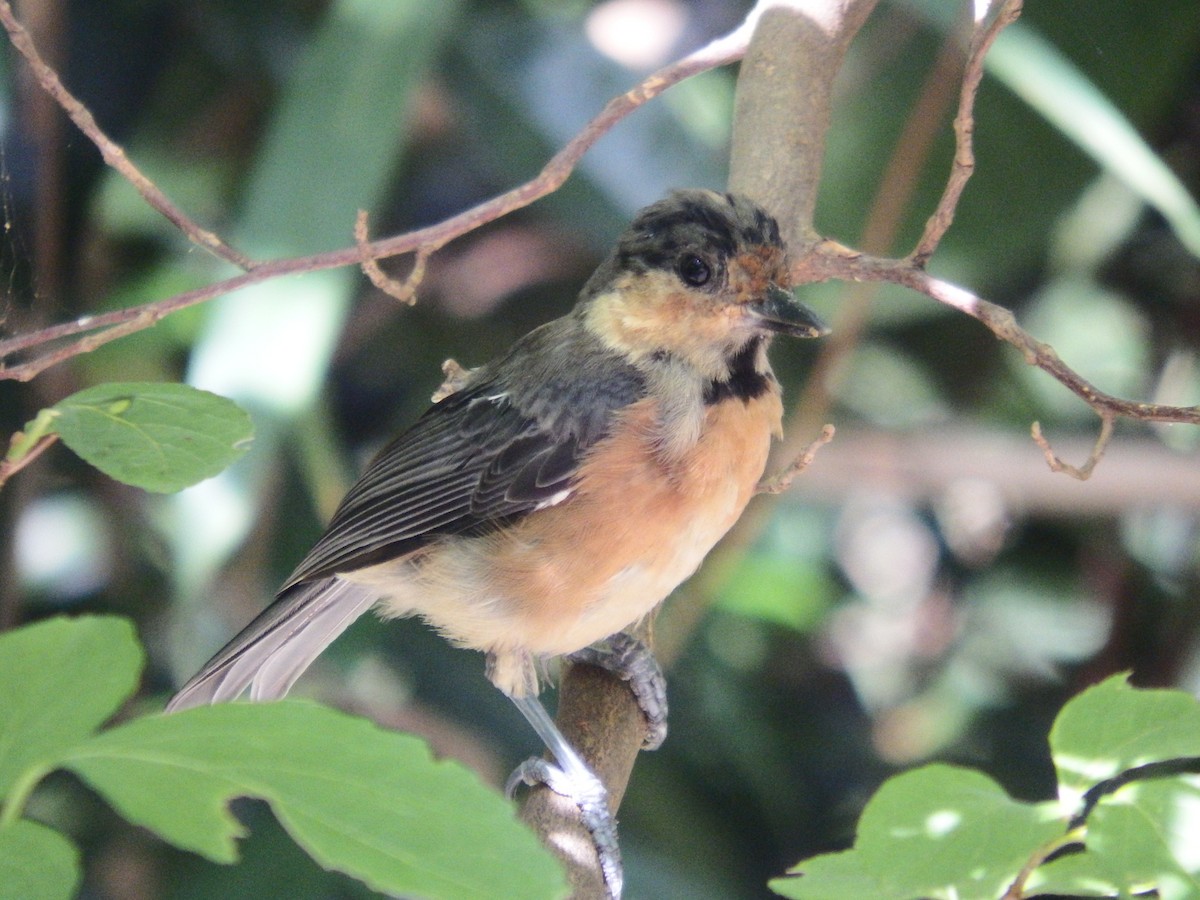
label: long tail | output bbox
[166,578,378,711]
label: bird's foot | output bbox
[569,631,668,750]
[507,756,623,898]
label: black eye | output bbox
[677,255,712,287]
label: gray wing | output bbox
[280,383,584,589]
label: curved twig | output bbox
[1031,415,1114,481]
[355,211,427,306]
[911,0,1024,264]
[758,424,837,494]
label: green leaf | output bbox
[60,702,566,900]
[1088,775,1200,897]
[1024,850,1120,898]
[774,764,1063,899]
[0,820,80,900]
[1050,674,1200,812]
[0,616,142,799]
[770,850,888,899]
[48,382,253,493]
[1033,776,1200,899]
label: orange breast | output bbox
[482,388,783,655]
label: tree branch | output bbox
[518,656,650,899]
[728,0,881,250]
[0,0,255,271]
[0,6,756,381]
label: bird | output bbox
[167,188,828,896]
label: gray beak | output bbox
[748,284,831,338]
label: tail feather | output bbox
[166,578,378,711]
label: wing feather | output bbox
[282,351,641,587]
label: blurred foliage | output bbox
[0,0,1198,897]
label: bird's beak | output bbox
[747,284,831,338]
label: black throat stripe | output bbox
[704,339,772,404]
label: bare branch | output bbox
[0,0,255,271]
[729,0,881,250]
[911,0,1025,264]
[757,424,837,494]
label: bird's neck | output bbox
[703,337,775,404]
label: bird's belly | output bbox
[546,503,742,653]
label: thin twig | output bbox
[757,424,836,494]
[910,0,1024,264]
[0,12,757,381]
[0,0,255,271]
[354,210,427,306]
[1031,415,1114,481]
[999,829,1084,900]
[795,251,1200,429]
[0,432,58,490]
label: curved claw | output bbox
[570,632,668,750]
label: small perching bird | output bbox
[168,189,828,897]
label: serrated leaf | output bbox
[777,765,1064,900]
[59,702,566,900]
[49,382,253,493]
[0,820,80,900]
[1050,675,1200,811]
[0,616,142,798]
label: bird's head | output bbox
[582,190,829,380]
